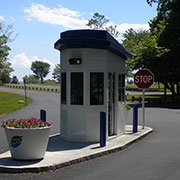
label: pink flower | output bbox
[1,118,52,128]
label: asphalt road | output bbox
[0,87,60,153]
[0,89,180,179]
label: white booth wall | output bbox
[60,48,126,142]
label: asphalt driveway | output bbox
[1,107,180,179]
[0,88,180,179]
[0,87,60,153]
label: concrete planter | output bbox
[4,126,51,160]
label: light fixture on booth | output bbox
[69,58,82,65]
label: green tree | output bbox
[122,29,150,76]
[122,29,166,76]
[0,72,11,84]
[122,28,169,86]
[0,22,14,84]
[11,76,18,84]
[123,0,180,96]
[147,0,180,96]
[52,63,60,83]
[31,61,50,83]
[87,13,109,30]
[87,12,120,38]
[23,75,39,84]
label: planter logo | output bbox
[11,136,22,148]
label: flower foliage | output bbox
[1,118,52,128]
[125,105,131,110]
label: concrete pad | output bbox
[0,125,153,173]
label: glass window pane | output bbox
[118,74,125,102]
[90,73,104,105]
[61,73,66,104]
[71,72,83,105]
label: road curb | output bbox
[0,128,153,174]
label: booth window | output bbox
[90,73,104,105]
[61,73,66,104]
[71,72,83,105]
[118,74,125,102]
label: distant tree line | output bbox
[23,61,60,84]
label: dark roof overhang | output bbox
[54,29,131,60]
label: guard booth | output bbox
[54,29,131,142]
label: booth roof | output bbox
[54,29,131,60]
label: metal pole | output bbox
[23,78,27,100]
[142,89,145,129]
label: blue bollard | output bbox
[100,111,106,147]
[40,109,46,122]
[128,104,139,133]
[133,105,138,133]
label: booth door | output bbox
[108,73,115,136]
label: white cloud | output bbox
[24,3,88,29]
[10,53,56,80]
[106,22,149,34]
[11,53,55,69]
[11,53,32,68]
[105,22,149,42]
[24,3,150,39]
[116,23,149,33]
[0,16,4,21]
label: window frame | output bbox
[71,72,84,105]
[90,72,104,105]
[61,72,67,104]
[118,74,125,102]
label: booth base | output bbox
[0,125,153,173]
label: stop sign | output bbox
[134,69,154,89]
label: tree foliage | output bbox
[122,29,150,76]
[11,76,19,84]
[87,12,120,38]
[122,28,169,80]
[146,0,180,96]
[122,0,180,96]
[31,61,50,83]
[52,63,60,83]
[0,22,14,84]
[87,13,109,30]
[23,75,39,84]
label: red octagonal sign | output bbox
[134,69,154,89]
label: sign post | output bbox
[23,78,27,100]
[142,89,145,129]
[134,69,154,129]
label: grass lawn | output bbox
[126,83,165,91]
[0,91,32,116]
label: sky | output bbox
[0,0,157,81]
